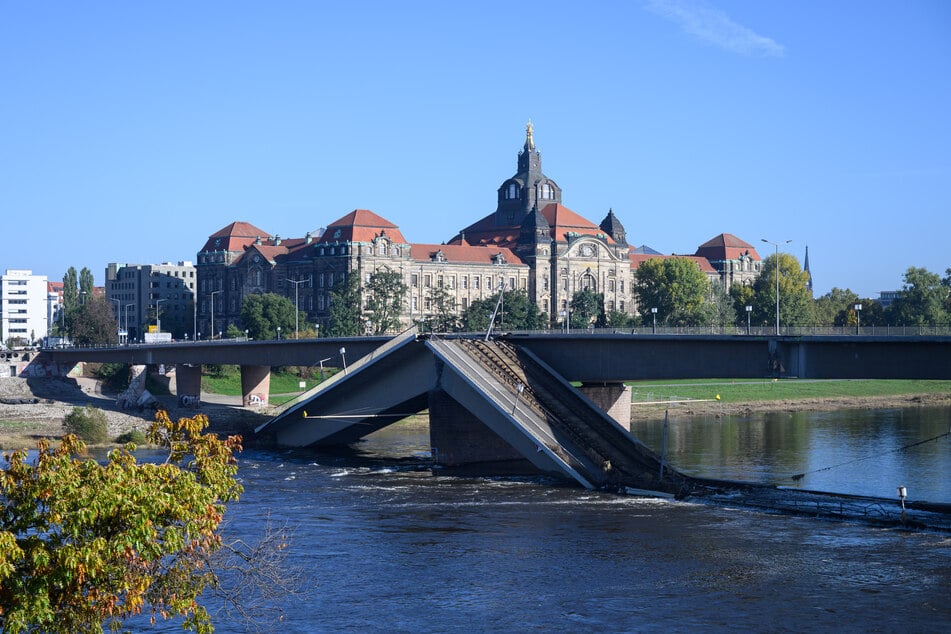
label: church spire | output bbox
[804,245,814,295]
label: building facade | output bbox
[195,125,764,335]
[1,269,49,346]
[105,261,196,341]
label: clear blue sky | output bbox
[2,1,949,298]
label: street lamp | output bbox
[286,278,307,339]
[154,298,167,333]
[761,238,792,335]
[109,298,121,341]
[340,346,348,374]
[854,303,862,335]
[276,326,281,340]
[210,290,222,339]
[123,304,133,342]
[746,305,752,335]
[651,307,658,334]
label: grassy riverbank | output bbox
[629,378,951,419]
[629,378,951,404]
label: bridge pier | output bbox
[578,382,632,431]
[175,364,203,406]
[240,365,271,407]
[428,388,539,474]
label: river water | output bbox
[146,406,950,633]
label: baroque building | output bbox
[195,124,763,336]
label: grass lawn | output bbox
[201,366,330,397]
[628,379,951,404]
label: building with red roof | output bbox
[195,124,763,334]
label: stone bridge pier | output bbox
[174,364,272,408]
[578,382,632,430]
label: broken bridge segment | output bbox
[255,330,689,495]
[428,339,690,494]
[255,328,433,446]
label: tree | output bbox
[364,270,407,335]
[729,283,755,323]
[423,285,458,333]
[326,275,363,337]
[634,257,711,326]
[240,293,301,340]
[71,297,119,346]
[887,267,950,326]
[0,411,243,632]
[813,287,859,326]
[751,253,814,328]
[569,289,605,329]
[460,290,545,332]
[703,284,736,328]
[78,267,94,301]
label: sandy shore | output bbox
[2,376,950,450]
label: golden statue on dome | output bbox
[525,119,535,150]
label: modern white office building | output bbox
[1,269,49,346]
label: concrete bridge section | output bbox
[505,333,951,381]
[30,332,951,411]
[257,330,692,494]
[32,337,388,407]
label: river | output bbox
[146,405,950,633]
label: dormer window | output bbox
[492,253,507,266]
[377,240,388,256]
[433,250,447,263]
[504,182,520,200]
[541,182,552,200]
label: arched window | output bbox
[541,183,551,199]
[581,273,596,292]
[507,183,518,199]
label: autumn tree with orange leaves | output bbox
[0,412,244,633]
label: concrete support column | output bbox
[175,364,202,406]
[428,388,536,473]
[578,382,632,431]
[240,365,271,407]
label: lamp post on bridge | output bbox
[746,305,752,335]
[154,298,167,333]
[854,303,862,335]
[761,238,792,336]
[651,307,657,334]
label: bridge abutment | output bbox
[240,365,271,407]
[428,388,539,474]
[578,382,632,430]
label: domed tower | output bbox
[495,121,562,227]
[599,208,628,247]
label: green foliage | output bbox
[751,252,814,327]
[461,290,546,332]
[704,284,736,327]
[423,285,458,332]
[225,324,244,339]
[886,267,950,326]
[93,363,130,392]
[115,429,147,445]
[364,270,407,335]
[62,405,109,444]
[0,411,243,632]
[71,297,119,346]
[606,310,636,328]
[240,293,302,340]
[813,287,859,326]
[569,289,605,328]
[326,275,363,337]
[635,257,711,326]
[630,378,951,404]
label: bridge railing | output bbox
[481,325,951,337]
